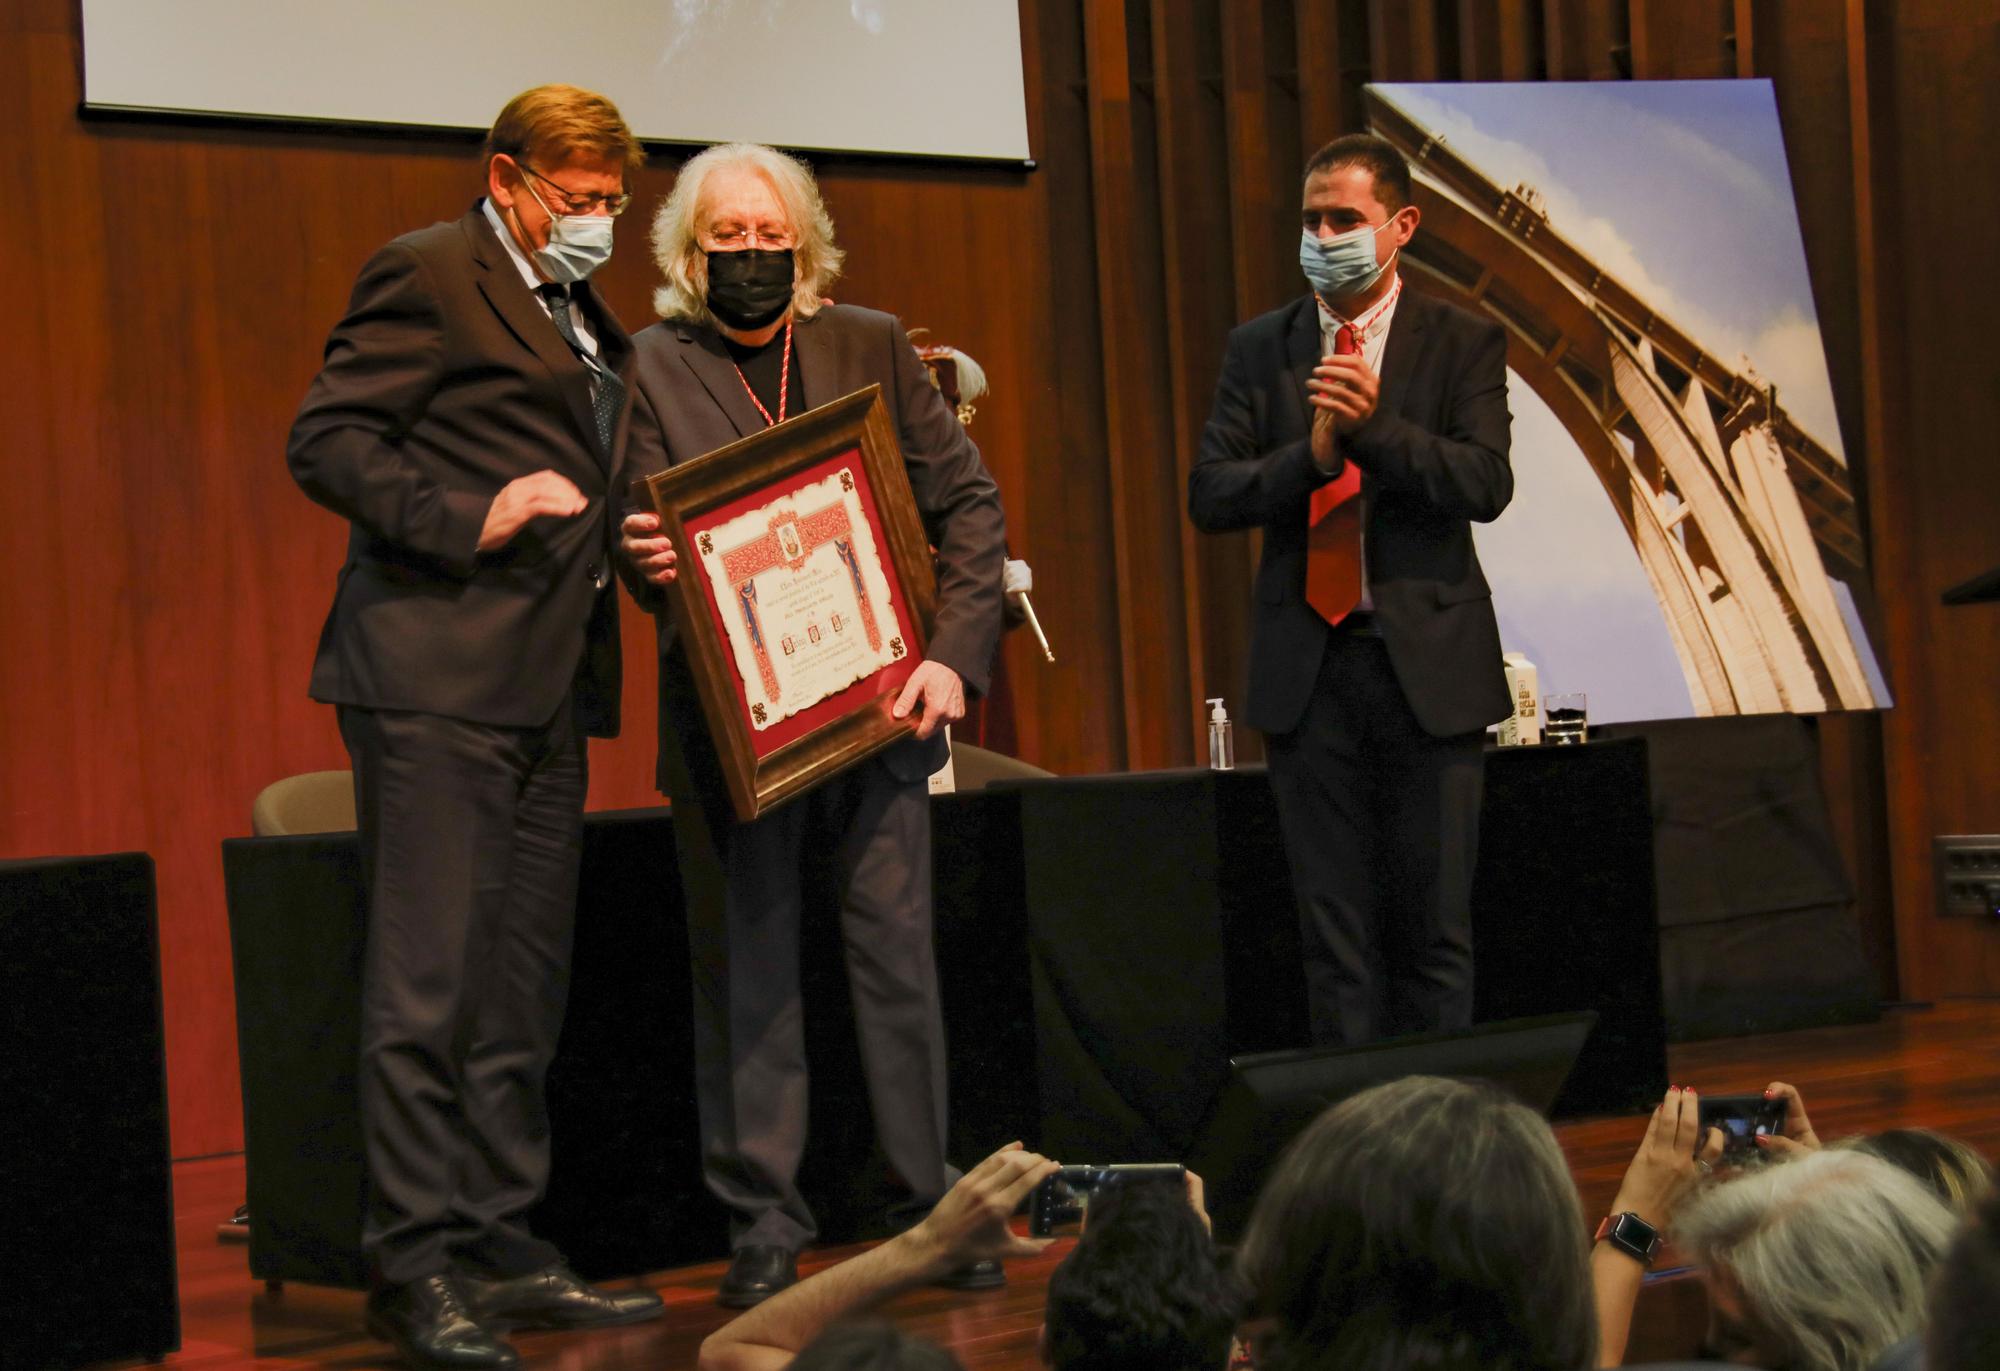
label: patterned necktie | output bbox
[1304,323,1364,627]
[541,284,624,461]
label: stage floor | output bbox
[137,998,1999,1371]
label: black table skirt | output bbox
[219,738,1745,1286]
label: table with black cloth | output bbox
[222,739,1667,1287]
[994,739,1671,1168]
[1602,715,1879,1039]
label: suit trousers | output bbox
[665,746,952,1253]
[1265,625,1485,1047]
[338,697,584,1287]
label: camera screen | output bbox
[1029,1163,1185,1238]
[1031,1172,1092,1239]
[1698,1095,1784,1157]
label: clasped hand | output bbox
[1307,353,1380,468]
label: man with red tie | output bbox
[1189,134,1514,1048]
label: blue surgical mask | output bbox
[522,181,615,284]
[1300,219,1394,300]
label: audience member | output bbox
[1591,1087,1723,1368]
[1926,1189,2000,1371]
[1672,1149,1956,1371]
[1042,1173,1240,1371]
[701,1144,1238,1371]
[698,1145,1056,1371]
[698,1078,1988,1371]
[1757,1080,1994,1214]
[789,1323,964,1371]
[1236,1075,1599,1371]
[1840,1131,1993,1217]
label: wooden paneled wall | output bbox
[1837,0,2000,1002]
[3,0,1994,1158]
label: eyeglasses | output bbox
[705,226,797,251]
[519,162,632,217]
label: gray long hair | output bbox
[1675,1148,1957,1371]
[649,142,845,326]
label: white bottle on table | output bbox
[1207,697,1235,771]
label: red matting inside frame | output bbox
[682,446,921,760]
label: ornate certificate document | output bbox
[693,464,907,731]
[631,385,937,821]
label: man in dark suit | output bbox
[619,142,1007,1308]
[289,85,662,1368]
[1189,134,1513,1049]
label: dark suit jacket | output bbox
[1189,288,1513,739]
[623,303,1007,787]
[289,205,631,737]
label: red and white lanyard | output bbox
[1321,272,1402,352]
[731,319,794,428]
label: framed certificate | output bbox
[631,385,937,822]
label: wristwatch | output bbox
[1594,1211,1662,1266]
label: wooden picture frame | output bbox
[630,385,937,822]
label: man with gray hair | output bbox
[619,142,1007,1308]
[1673,1148,1957,1371]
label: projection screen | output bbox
[80,0,1032,163]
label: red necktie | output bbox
[1304,323,1362,626]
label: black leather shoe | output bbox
[461,1262,663,1330]
[718,1245,799,1308]
[365,1274,519,1370]
[933,1257,1006,1291]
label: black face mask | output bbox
[705,248,795,330]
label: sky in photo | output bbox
[1478,375,1696,721]
[1381,80,1845,460]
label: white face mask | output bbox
[521,180,614,284]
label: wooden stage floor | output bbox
[141,998,1998,1371]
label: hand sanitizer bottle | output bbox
[1207,697,1234,771]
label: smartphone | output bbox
[1696,1093,1787,1159]
[1028,1163,1185,1238]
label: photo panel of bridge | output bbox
[1369,80,1890,726]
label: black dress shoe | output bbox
[932,1257,1006,1291]
[461,1262,664,1330]
[718,1245,799,1308]
[365,1274,519,1370]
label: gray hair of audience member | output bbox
[1674,1147,1958,1371]
[1236,1075,1597,1371]
[1833,1127,1996,1217]
[650,141,845,326]
[1927,1189,2000,1371]
[789,1322,965,1371]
